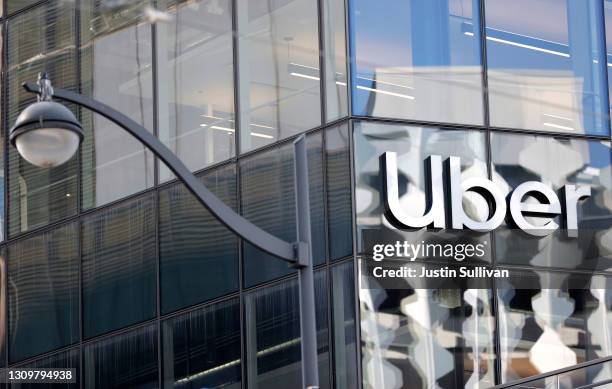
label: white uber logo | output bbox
[381,152,591,238]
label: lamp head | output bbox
[9,74,83,168]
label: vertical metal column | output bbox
[294,134,320,389]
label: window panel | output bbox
[80,0,155,209]
[159,164,239,314]
[84,324,158,388]
[241,133,325,287]
[7,1,79,237]
[490,133,612,272]
[157,0,236,182]
[244,271,329,389]
[6,1,38,15]
[323,0,349,121]
[326,124,352,260]
[8,224,79,363]
[13,349,79,389]
[351,0,484,124]
[236,0,321,152]
[82,193,156,338]
[162,298,241,388]
[486,0,610,135]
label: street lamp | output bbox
[11,73,320,389]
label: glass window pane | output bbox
[360,276,496,388]
[159,164,239,314]
[326,124,352,260]
[490,133,612,271]
[80,0,155,209]
[244,271,329,389]
[84,324,158,388]
[240,133,325,287]
[13,349,80,389]
[0,248,6,367]
[6,1,38,15]
[7,1,79,237]
[82,194,156,338]
[162,298,241,388]
[323,0,349,121]
[353,121,491,263]
[486,0,610,135]
[236,0,321,152]
[351,0,484,124]
[330,261,358,389]
[8,223,79,363]
[157,0,236,182]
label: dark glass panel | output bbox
[245,271,329,389]
[80,0,155,209]
[82,193,156,338]
[486,0,609,135]
[241,133,325,287]
[490,133,612,271]
[84,324,158,388]
[7,1,78,236]
[12,349,79,389]
[157,0,236,182]
[159,164,239,314]
[351,0,484,124]
[162,298,241,388]
[326,124,352,260]
[8,224,79,363]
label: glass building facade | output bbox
[0,0,608,388]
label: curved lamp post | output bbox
[11,74,320,389]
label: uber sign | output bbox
[381,152,591,238]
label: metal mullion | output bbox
[317,0,327,125]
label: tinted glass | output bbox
[486,0,610,135]
[236,0,321,152]
[607,2,612,122]
[84,324,158,388]
[351,0,484,124]
[6,1,37,15]
[331,261,358,389]
[82,194,156,338]
[8,224,79,363]
[7,1,78,237]
[162,298,241,388]
[158,0,236,182]
[0,249,5,367]
[13,349,79,389]
[326,124,352,260]
[360,278,496,388]
[159,164,239,314]
[490,133,612,271]
[241,133,325,287]
[353,121,491,263]
[80,0,155,209]
[244,271,329,389]
[323,0,349,121]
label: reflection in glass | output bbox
[8,224,79,363]
[244,271,329,389]
[331,261,358,389]
[7,1,78,236]
[354,121,491,263]
[236,0,321,152]
[498,275,612,382]
[84,324,158,388]
[14,349,80,389]
[323,0,349,121]
[82,194,156,338]
[360,274,496,389]
[490,133,612,271]
[159,164,239,314]
[326,124,352,260]
[351,0,484,124]
[157,0,236,182]
[486,0,609,135]
[80,0,155,209]
[241,133,325,287]
[162,298,241,388]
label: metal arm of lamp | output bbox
[15,77,320,389]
